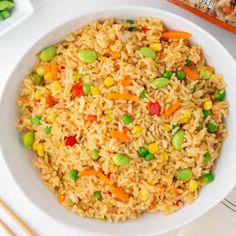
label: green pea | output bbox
[214,89,225,101]
[126,19,135,24]
[112,153,129,166]
[122,114,132,125]
[162,71,173,79]
[39,46,57,62]
[2,9,10,19]
[202,173,214,184]
[191,85,196,93]
[32,73,42,86]
[68,169,79,181]
[207,123,217,133]
[145,153,154,161]
[202,110,211,118]
[185,57,191,65]
[197,122,203,130]
[83,83,91,94]
[176,70,185,80]
[44,126,52,134]
[22,131,35,149]
[176,168,193,180]
[91,149,99,160]
[137,147,149,157]
[78,50,97,63]
[94,191,102,201]
[139,89,147,99]
[31,116,42,126]
[140,47,156,60]
[172,129,185,151]
[0,1,14,11]
[200,67,212,80]
[152,77,169,89]
[204,152,212,161]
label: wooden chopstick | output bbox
[0,219,15,236]
[0,198,35,236]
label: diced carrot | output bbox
[169,187,179,195]
[156,185,165,196]
[57,193,64,203]
[122,126,130,134]
[111,130,131,142]
[109,186,129,202]
[44,63,51,72]
[110,50,120,59]
[149,202,157,210]
[46,95,58,107]
[164,101,181,117]
[159,51,165,59]
[79,169,110,184]
[182,66,198,81]
[206,65,215,73]
[96,171,110,185]
[87,114,97,122]
[51,61,59,80]
[107,93,138,101]
[79,169,97,176]
[161,31,191,40]
[120,79,132,87]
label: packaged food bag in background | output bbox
[169,0,236,34]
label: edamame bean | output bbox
[172,129,185,151]
[0,1,14,11]
[83,83,91,94]
[78,50,97,63]
[22,131,35,149]
[91,149,99,160]
[40,46,57,62]
[32,73,42,86]
[112,153,129,166]
[176,168,193,180]
[140,47,156,60]
[152,77,169,89]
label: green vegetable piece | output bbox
[31,115,42,126]
[140,47,156,60]
[172,129,185,151]
[68,169,79,181]
[214,89,226,101]
[0,12,4,21]
[197,122,203,130]
[200,67,212,80]
[137,147,149,157]
[94,191,102,201]
[139,89,147,99]
[40,46,57,62]
[203,110,211,118]
[172,123,179,130]
[32,73,42,86]
[22,131,35,149]
[202,173,214,184]
[2,9,10,19]
[122,114,132,125]
[176,168,193,180]
[162,70,173,79]
[126,19,135,24]
[185,57,191,65]
[83,83,91,94]
[127,26,139,31]
[176,70,186,80]
[44,126,52,134]
[207,123,217,133]
[145,153,154,161]
[152,77,169,89]
[0,1,14,11]
[112,153,129,166]
[78,50,97,63]
[91,149,99,160]
[191,85,196,93]
[204,152,212,161]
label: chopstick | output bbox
[0,198,35,236]
[0,219,15,236]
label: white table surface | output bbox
[0,0,235,235]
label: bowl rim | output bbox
[0,5,236,236]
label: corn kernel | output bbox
[132,125,142,135]
[44,72,53,82]
[47,113,57,123]
[163,123,171,131]
[104,76,115,87]
[139,191,149,200]
[180,111,191,124]
[91,87,100,95]
[37,143,45,157]
[34,91,41,100]
[105,114,112,122]
[73,71,83,81]
[203,101,212,111]
[50,81,61,91]
[36,66,46,76]
[162,152,169,161]
[188,180,199,192]
[33,142,38,151]
[149,43,162,52]
[148,143,158,154]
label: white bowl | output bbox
[0,6,236,236]
[0,0,33,37]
